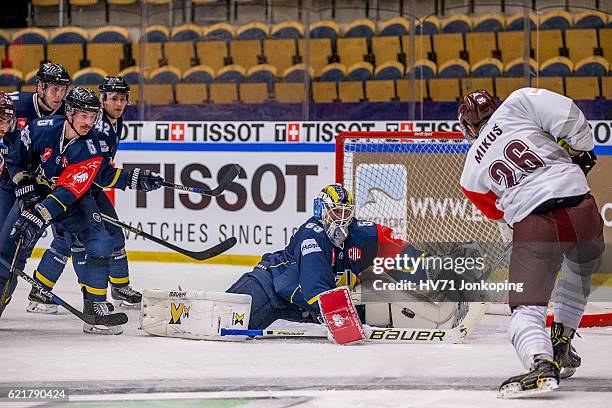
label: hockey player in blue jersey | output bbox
[28,77,145,314]
[0,87,163,334]
[0,92,16,232]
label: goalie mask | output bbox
[313,184,355,248]
[458,89,498,141]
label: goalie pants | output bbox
[0,195,113,302]
[227,266,314,329]
[36,189,129,293]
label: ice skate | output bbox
[498,358,560,398]
[111,285,142,309]
[551,321,581,379]
[26,286,58,314]
[83,301,123,335]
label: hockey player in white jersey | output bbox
[458,88,604,398]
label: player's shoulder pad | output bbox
[296,218,332,256]
[348,218,378,240]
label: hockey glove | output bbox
[129,168,164,192]
[572,150,596,175]
[15,177,41,212]
[10,204,47,248]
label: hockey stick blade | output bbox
[0,257,127,326]
[185,237,237,261]
[162,164,241,196]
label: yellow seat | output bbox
[275,82,307,103]
[498,31,528,64]
[338,81,364,102]
[47,44,84,75]
[365,80,395,102]
[372,36,401,65]
[87,43,124,75]
[603,76,612,99]
[461,77,494,96]
[466,32,496,64]
[401,35,433,61]
[298,38,332,76]
[263,39,296,74]
[143,84,174,105]
[395,79,427,101]
[8,45,45,75]
[312,81,338,102]
[176,83,207,104]
[429,78,460,101]
[209,83,238,104]
[337,37,368,67]
[32,0,60,5]
[196,41,229,72]
[240,82,269,103]
[230,40,262,70]
[565,76,599,99]
[600,28,612,63]
[565,29,598,64]
[432,33,464,65]
[132,42,164,76]
[533,77,564,95]
[532,30,563,64]
[495,77,525,100]
[165,41,196,73]
[69,0,98,5]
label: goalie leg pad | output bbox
[140,289,251,341]
[319,286,366,345]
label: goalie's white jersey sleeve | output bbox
[460,87,593,226]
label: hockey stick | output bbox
[101,214,237,261]
[161,164,241,196]
[0,256,128,327]
[0,239,24,318]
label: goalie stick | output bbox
[161,164,241,196]
[101,214,237,261]
[0,256,128,327]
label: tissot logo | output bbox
[287,123,300,142]
[170,123,185,141]
[155,123,169,140]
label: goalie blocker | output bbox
[318,286,366,345]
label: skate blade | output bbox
[26,301,58,314]
[112,299,141,310]
[83,324,123,335]
[498,378,559,399]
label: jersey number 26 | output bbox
[489,140,545,188]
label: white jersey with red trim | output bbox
[460,87,593,226]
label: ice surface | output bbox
[1,261,611,407]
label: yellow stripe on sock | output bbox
[109,276,129,285]
[80,284,107,296]
[35,270,56,288]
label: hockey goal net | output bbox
[336,131,612,328]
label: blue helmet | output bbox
[313,184,355,247]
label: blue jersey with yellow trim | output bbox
[92,113,131,191]
[7,115,103,220]
[253,217,416,314]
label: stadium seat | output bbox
[310,21,340,40]
[282,64,312,83]
[505,12,537,31]
[504,58,537,77]
[237,22,269,40]
[312,81,338,102]
[245,64,276,85]
[118,66,140,103]
[378,17,410,36]
[165,41,197,73]
[48,27,87,74]
[87,26,127,79]
[0,29,9,47]
[432,33,465,65]
[69,0,98,5]
[240,82,269,103]
[148,65,180,84]
[11,28,48,44]
[275,82,306,103]
[73,67,107,85]
[471,58,503,77]
[574,10,607,29]
[176,82,208,104]
[498,31,530,64]
[437,59,469,78]
[429,78,460,101]
[466,32,496,64]
[412,59,436,79]
[131,42,164,76]
[170,24,201,42]
[8,28,48,75]
[565,29,598,64]
[540,57,573,77]
[344,19,376,38]
[346,62,373,81]
[230,40,263,70]
[339,81,365,102]
[534,76,564,94]
[298,38,332,75]
[603,76,612,99]
[337,37,369,68]
[415,16,439,35]
[210,82,238,104]
[142,25,170,43]
[366,79,396,102]
[441,14,471,33]
[601,28,612,62]
[147,66,179,106]
[215,65,245,83]
[182,65,214,83]
[461,77,494,96]
[574,56,609,77]
[271,21,304,39]
[196,40,229,72]
[539,10,573,30]
[90,25,129,43]
[401,35,433,62]
[372,35,401,65]
[565,76,600,99]
[396,78,427,101]
[0,68,22,92]
[319,63,346,82]
[532,30,563,64]
[495,77,524,99]
[263,39,297,74]
[472,13,504,32]
[203,23,235,41]
[32,0,61,5]
[374,61,404,80]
